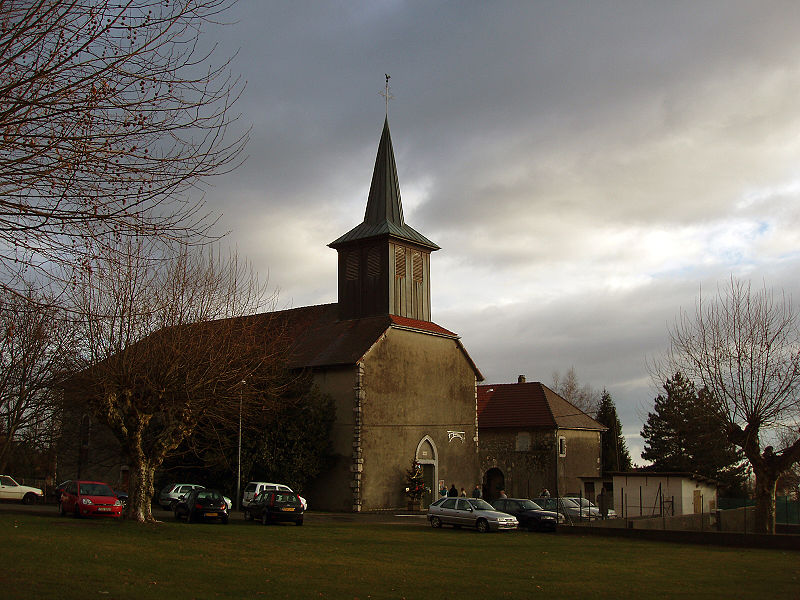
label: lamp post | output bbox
[237,380,245,511]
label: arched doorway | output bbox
[415,436,437,508]
[484,467,505,502]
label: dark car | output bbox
[491,498,558,531]
[243,490,304,526]
[174,488,229,524]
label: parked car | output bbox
[565,496,615,519]
[114,490,128,510]
[173,488,229,524]
[532,497,597,522]
[427,497,518,533]
[491,497,559,531]
[53,480,71,503]
[242,482,307,511]
[59,480,124,518]
[158,483,205,510]
[0,475,44,504]
[243,490,304,526]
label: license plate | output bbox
[98,507,111,512]
[281,507,295,512]
[206,512,218,517]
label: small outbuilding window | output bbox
[558,436,567,457]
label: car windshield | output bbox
[467,498,495,511]
[274,493,298,503]
[560,498,580,507]
[519,500,542,510]
[571,498,594,508]
[79,483,114,496]
[196,490,224,502]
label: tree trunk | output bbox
[752,469,778,534]
[127,456,157,523]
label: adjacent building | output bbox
[477,376,606,502]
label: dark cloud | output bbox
[203,2,800,459]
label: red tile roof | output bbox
[388,314,456,337]
[477,382,606,430]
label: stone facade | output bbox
[307,326,479,512]
[477,380,605,501]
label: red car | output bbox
[59,480,124,518]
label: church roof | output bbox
[329,118,440,251]
[250,303,479,377]
[477,382,606,430]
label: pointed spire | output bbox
[330,118,439,250]
[364,117,404,227]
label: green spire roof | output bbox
[329,118,439,250]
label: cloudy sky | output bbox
[203,1,800,461]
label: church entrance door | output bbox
[415,436,437,509]
[484,468,505,502]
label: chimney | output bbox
[517,375,526,384]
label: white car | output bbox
[0,475,44,504]
[566,496,617,519]
[242,481,307,511]
[158,483,205,509]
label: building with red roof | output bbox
[269,117,483,511]
[477,376,606,502]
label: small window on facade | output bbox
[558,436,567,457]
[515,432,531,452]
[395,246,406,278]
[345,251,359,281]
[412,250,423,282]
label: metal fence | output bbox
[719,496,800,525]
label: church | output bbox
[273,117,483,511]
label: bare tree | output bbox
[551,367,600,416]
[0,288,75,472]
[64,239,291,522]
[0,1,247,293]
[659,278,800,533]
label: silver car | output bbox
[533,497,598,522]
[427,497,518,533]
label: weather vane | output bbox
[379,74,393,116]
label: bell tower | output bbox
[329,118,439,322]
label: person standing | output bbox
[459,487,467,497]
[471,484,482,499]
[447,483,458,497]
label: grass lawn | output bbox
[1,510,798,599]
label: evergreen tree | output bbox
[641,373,746,495]
[595,390,632,472]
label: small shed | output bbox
[609,471,718,518]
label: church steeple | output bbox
[330,118,439,321]
[330,118,439,251]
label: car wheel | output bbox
[22,492,36,505]
[74,505,81,519]
[476,518,489,533]
[169,500,178,512]
[430,516,442,529]
[244,510,252,521]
